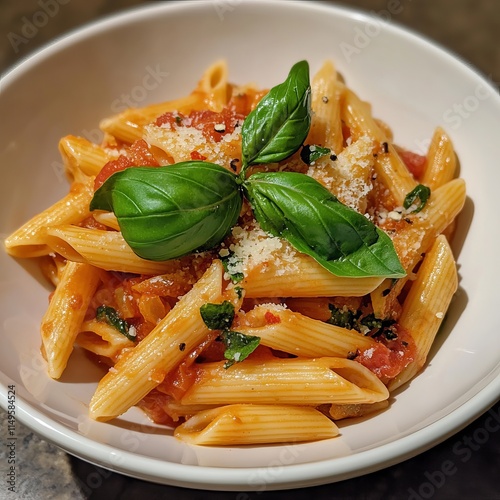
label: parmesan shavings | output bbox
[144,122,241,166]
[307,136,374,212]
[221,223,298,279]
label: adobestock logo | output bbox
[339,0,409,63]
[407,404,500,500]
[110,64,170,113]
[442,76,499,131]
[7,0,71,54]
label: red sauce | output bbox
[356,325,416,383]
[94,139,160,190]
[190,150,207,161]
[398,149,427,179]
[155,106,246,143]
[136,390,176,426]
[264,311,281,324]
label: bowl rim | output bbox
[1,0,499,490]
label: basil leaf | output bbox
[243,172,405,278]
[96,305,136,341]
[241,60,311,172]
[200,301,235,330]
[221,330,260,369]
[404,184,431,213]
[300,145,331,165]
[90,162,242,261]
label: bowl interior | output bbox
[1,0,499,490]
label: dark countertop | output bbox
[1,1,499,499]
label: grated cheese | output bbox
[306,136,374,212]
[144,122,241,167]
[221,223,298,278]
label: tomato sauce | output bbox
[156,105,246,143]
[398,149,427,179]
[356,325,416,383]
[94,139,160,190]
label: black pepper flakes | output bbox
[179,342,186,351]
[382,141,389,153]
[330,154,337,161]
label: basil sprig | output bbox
[90,61,405,279]
[244,172,405,278]
[91,162,242,260]
[240,60,311,175]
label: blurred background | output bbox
[1,1,499,499]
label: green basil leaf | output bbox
[90,162,242,261]
[404,184,431,213]
[96,305,136,341]
[241,60,311,171]
[200,301,235,330]
[221,330,260,369]
[300,145,331,165]
[243,172,405,278]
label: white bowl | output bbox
[1,0,499,491]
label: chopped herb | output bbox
[221,252,244,283]
[200,301,235,330]
[327,305,396,338]
[404,184,431,213]
[327,304,356,330]
[221,330,260,368]
[179,342,186,351]
[300,144,331,165]
[175,115,182,125]
[235,286,244,299]
[96,305,135,341]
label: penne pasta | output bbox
[174,404,339,445]
[238,305,377,357]
[5,180,93,258]
[89,260,225,421]
[45,225,192,274]
[76,319,135,362]
[307,60,344,154]
[4,59,467,447]
[59,135,114,178]
[41,261,101,379]
[181,357,389,406]
[388,235,457,391]
[421,127,457,189]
